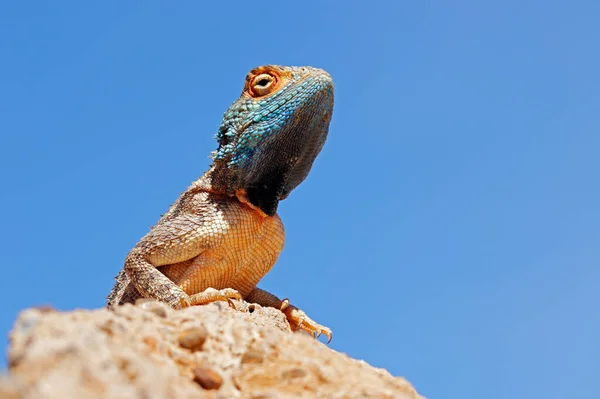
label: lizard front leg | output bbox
[124,213,241,309]
[246,287,332,343]
[126,249,241,309]
[125,247,190,308]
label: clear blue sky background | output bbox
[1,1,598,398]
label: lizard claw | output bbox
[280,301,332,343]
[186,288,242,309]
[179,297,192,309]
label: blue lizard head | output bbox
[211,65,334,216]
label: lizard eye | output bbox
[249,73,278,97]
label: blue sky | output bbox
[1,1,599,398]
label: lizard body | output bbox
[107,65,333,340]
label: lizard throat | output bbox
[235,189,270,218]
[201,165,281,217]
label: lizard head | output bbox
[211,65,334,216]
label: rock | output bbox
[192,367,223,390]
[1,300,424,399]
[178,326,209,352]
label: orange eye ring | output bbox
[248,72,279,97]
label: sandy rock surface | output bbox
[1,300,423,399]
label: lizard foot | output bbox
[280,299,332,343]
[178,288,242,309]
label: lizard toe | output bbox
[283,305,332,344]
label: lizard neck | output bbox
[198,164,274,218]
[202,162,234,194]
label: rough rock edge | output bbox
[1,300,424,399]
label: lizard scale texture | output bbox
[107,65,334,341]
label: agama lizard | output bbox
[107,65,333,341]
